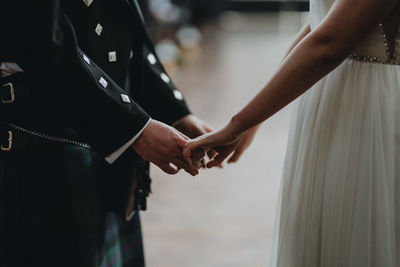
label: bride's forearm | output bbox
[228,23,311,133]
[229,0,398,134]
[230,34,345,133]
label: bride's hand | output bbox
[183,123,244,168]
[227,125,260,163]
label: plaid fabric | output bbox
[99,213,145,267]
[0,143,145,267]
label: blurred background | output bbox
[140,1,309,266]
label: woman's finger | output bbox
[207,148,218,159]
[204,125,214,133]
[183,131,229,165]
[228,147,244,163]
[191,148,206,161]
[206,149,235,168]
[182,141,200,165]
[182,136,210,165]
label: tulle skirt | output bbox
[271,59,400,267]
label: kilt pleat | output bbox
[0,144,145,267]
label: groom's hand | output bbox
[173,115,217,163]
[173,115,213,139]
[132,119,203,175]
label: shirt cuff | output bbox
[105,118,151,164]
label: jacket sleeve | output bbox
[129,1,192,126]
[7,0,151,157]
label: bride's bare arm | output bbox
[183,0,399,167]
[220,23,311,164]
[230,0,398,134]
[282,22,311,61]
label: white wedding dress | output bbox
[271,1,400,266]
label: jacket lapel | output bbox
[119,0,146,35]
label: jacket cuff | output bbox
[105,118,151,164]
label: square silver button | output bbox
[83,54,91,65]
[95,23,103,36]
[173,90,183,100]
[83,0,93,7]
[147,53,157,65]
[121,94,131,103]
[108,51,117,62]
[160,73,170,83]
[99,77,108,88]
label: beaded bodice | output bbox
[310,0,400,65]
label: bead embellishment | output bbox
[348,23,400,65]
[347,54,400,65]
[379,23,391,59]
[395,26,400,59]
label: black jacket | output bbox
[1,0,191,157]
[1,0,192,220]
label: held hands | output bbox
[132,116,258,176]
[132,119,205,176]
[182,122,260,169]
[172,114,218,161]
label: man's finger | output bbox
[191,148,206,161]
[182,142,200,165]
[175,130,191,141]
[184,169,199,176]
[175,135,189,149]
[159,163,180,175]
[171,159,190,170]
[184,160,202,171]
[171,158,202,171]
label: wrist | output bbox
[131,119,153,149]
[172,114,192,127]
[229,114,247,135]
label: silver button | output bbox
[83,0,93,7]
[83,54,91,65]
[99,77,108,88]
[173,90,183,100]
[108,51,117,62]
[147,53,157,65]
[95,23,103,36]
[160,73,170,83]
[121,94,131,103]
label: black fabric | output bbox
[1,0,191,157]
[0,0,193,265]
[0,145,106,266]
[0,146,145,267]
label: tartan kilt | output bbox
[0,142,145,267]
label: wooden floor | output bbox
[142,12,307,267]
